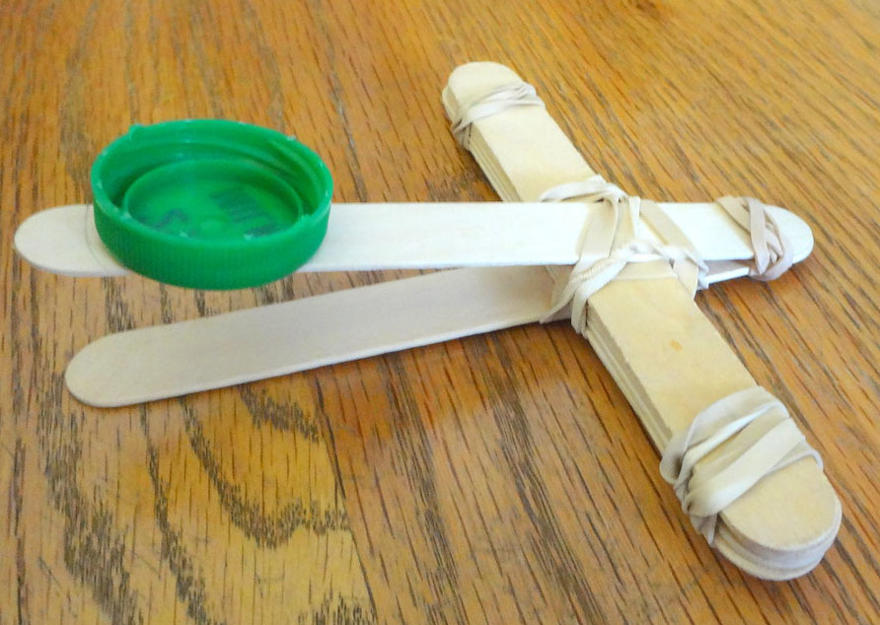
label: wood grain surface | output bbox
[2,0,879,623]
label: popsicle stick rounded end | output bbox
[767,205,815,265]
[14,204,129,277]
[717,457,842,580]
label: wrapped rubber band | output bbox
[538,175,708,333]
[539,178,794,334]
[659,386,835,576]
[716,196,793,280]
[449,82,545,149]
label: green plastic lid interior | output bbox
[91,120,333,289]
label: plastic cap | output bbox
[90,120,333,289]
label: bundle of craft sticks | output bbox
[442,61,840,580]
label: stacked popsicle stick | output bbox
[442,61,841,580]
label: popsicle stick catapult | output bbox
[14,62,840,580]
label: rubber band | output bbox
[716,196,793,280]
[659,386,835,578]
[449,82,545,149]
[538,179,793,334]
[538,175,708,333]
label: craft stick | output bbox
[15,201,812,279]
[443,61,840,580]
[14,205,130,278]
[65,266,552,407]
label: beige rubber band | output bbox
[659,387,831,566]
[450,81,545,149]
[716,196,794,280]
[536,177,794,333]
[537,175,708,332]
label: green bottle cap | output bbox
[90,120,333,289]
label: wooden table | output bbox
[3,1,879,623]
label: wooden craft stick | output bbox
[65,266,553,406]
[443,61,840,580]
[15,201,812,278]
